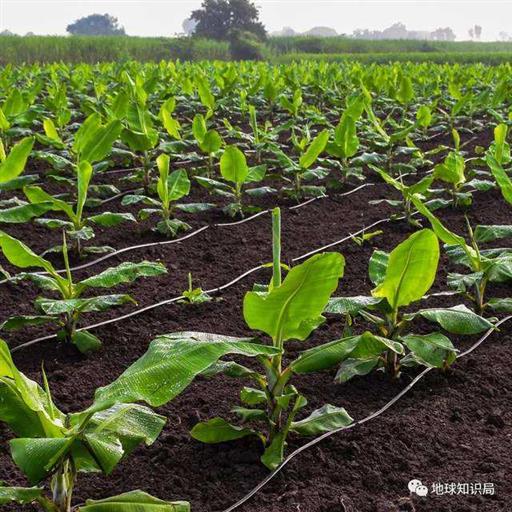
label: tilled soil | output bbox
[0,131,511,512]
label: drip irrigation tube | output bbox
[10,212,387,353]
[0,183,371,284]
[219,315,512,512]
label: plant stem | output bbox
[271,207,281,289]
[51,459,75,512]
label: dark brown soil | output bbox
[0,129,511,512]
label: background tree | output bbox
[66,13,125,36]
[190,0,266,41]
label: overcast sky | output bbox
[1,0,511,40]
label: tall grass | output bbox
[0,35,230,64]
[1,34,512,65]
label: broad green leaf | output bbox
[335,357,380,383]
[35,295,134,315]
[89,212,136,227]
[83,332,280,415]
[474,225,512,243]
[199,130,222,154]
[79,120,122,164]
[486,155,512,205]
[72,331,103,354]
[10,438,70,484]
[0,230,58,275]
[80,261,167,289]
[192,114,207,143]
[299,130,329,169]
[407,304,494,334]
[487,298,512,312]
[79,491,190,512]
[0,137,34,184]
[220,146,248,185]
[290,405,352,436]
[167,170,190,202]
[43,119,62,144]
[190,417,256,443]
[290,331,402,374]
[0,485,44,506]
[325,296,383,316]
[372,229,439,310]
[0,202,54,223]
[24,185,75,220]
[401,333,457,369]
[1,315,55,331]
[368,249,389,286]
[244,252,344,343]
[433,151,465,186]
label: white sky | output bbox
[0,0,510,40]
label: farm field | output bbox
[0,60,511,512]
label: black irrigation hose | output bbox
[219,315,512,512]
[0,183,371,284]
[10,213,388,353]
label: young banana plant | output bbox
[21,161,134,257]
[122,154,212,236]
[486,123,512,205]
[322,229,492,381]
[279,128,329,200]
[191,113,223,178]
[0,328,277,511]
[191,209,353,470]
[0,231,167,353]
[411,194,512,314]
[196,145,271,218]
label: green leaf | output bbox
[411,194,479,266]
[36,295,135,315]
[0,202,54,223]
[290,331,402,374]
[261,432,285,470]
[290,405,352,436]
[89,212,136,227]
[401,333,457,369]
[82,332,280,415]
[0,230,58,276]
[372,229,439,310]
[474,225,512,243]
[167,170,190,202]
[1,315,55,331]
[335,357,380,383]
[487,298,512,313]
[192,114,207,143]
[190,417,256,444]
[433,151,465,186]
[10,438,70,484]
[325,296,383,316]
[368,249,389,286]
[24,185,75,220]
[486,155,512,205]
[220,146,248,186]
[0,485,44,506]
[0,137,34,184]
[79,120,122,164]
[79,491,190,512]
[72,331,103,354]
[199,130,222,154]
[244,252,344,343]
[80,261,167,289]
[299,130,329,169]
[240,386,266,405]
[407,304,494,334]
